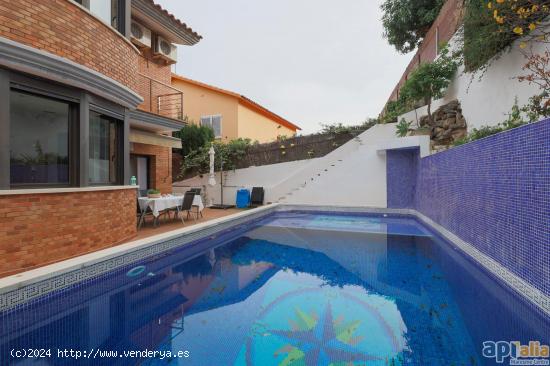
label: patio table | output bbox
[138,195,204,218]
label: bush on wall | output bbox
[463,0,550,72]
[381,0,445,53]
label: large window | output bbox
[200,115,222,138]
[10,91,72,186]
[89,111,122,185]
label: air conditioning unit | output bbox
[154,36,177,63]
[130,21,151,48]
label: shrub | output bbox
[396,118,412,137]
[463,0,550,72]
[175,120,215,157]
[453,99,528,145]
[181,138,253,176]
[399,47,460,123]
[381,0,445,53]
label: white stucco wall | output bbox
[174,123,400,208]
[173,159,317,206]
[400,36,546,129]
[279,123,397,207]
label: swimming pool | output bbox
[0,211,548,365]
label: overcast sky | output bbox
[156,0,412,134]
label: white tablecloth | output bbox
[139,195,204,217]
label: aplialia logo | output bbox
[482,341,549,365]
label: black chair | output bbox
[181,191,200,221]
[191,188,202,195]
[250,187,265,207]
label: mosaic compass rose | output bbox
[270,302,382,366]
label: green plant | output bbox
[381,98,409,123]
[396,118,413,137]
[147,189,160,195]
[381,0,445,53]
[463,0,550,73]
[181,138,253,176]
[399,47,460,123]
[453,98,528,146]
[175,120,215,157]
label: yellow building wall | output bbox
[171,78,239,142]
[237,104,296,143]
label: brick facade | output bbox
[0,0,139,91]
[136,49,183,119]
[132,143,173,194]
[0,188,137,277]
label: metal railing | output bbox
[137,73,184,121]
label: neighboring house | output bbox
[171,75,301,143]
[0,0,200,275]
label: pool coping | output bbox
[0,203,548,317]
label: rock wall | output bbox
[418,100,467,150]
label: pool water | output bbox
[1,212,548,366]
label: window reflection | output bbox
[9,90,70,186]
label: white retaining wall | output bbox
[173,159,317,206]
[175,123,399,208]
[400,36,546,129]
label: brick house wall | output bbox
[0,0,139,91]
[0,188,137,277]
[132,143,173,194]
[135,49,182,118]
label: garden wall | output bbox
[387,118,550,295]
[173,130,366,182]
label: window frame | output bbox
[9,89,80,189]
[0,70,128,190]
[88,111,124,186]
[200,114,223,139]
[72,0,126,35]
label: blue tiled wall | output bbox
[387,119,550,295]
[386,149,418,209]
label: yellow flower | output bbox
[488,2,492,9]
[513,26,524,35]
[496,0,504,3]
[519,42,527,49]
[528,23,536,31]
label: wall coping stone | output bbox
[0,186,138,196]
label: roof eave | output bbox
[132,0,202,45]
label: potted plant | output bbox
[147,189,161,198]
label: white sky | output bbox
[156,0,413,134]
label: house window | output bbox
[75,0,123,34]
[89,111,122,185]
[200,115,222,138]
[9,91,73,186]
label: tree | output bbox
[175,120,215,157]
[399,48,460,123]
[381,0,445,53]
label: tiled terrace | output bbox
[128,207,244,242]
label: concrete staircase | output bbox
[266,123,397,207]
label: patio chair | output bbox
[250,187,265,208]
[137,198,154,230]
[182,191,201,220]
[189,188,204,218]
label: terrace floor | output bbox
[128,207,244,242]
